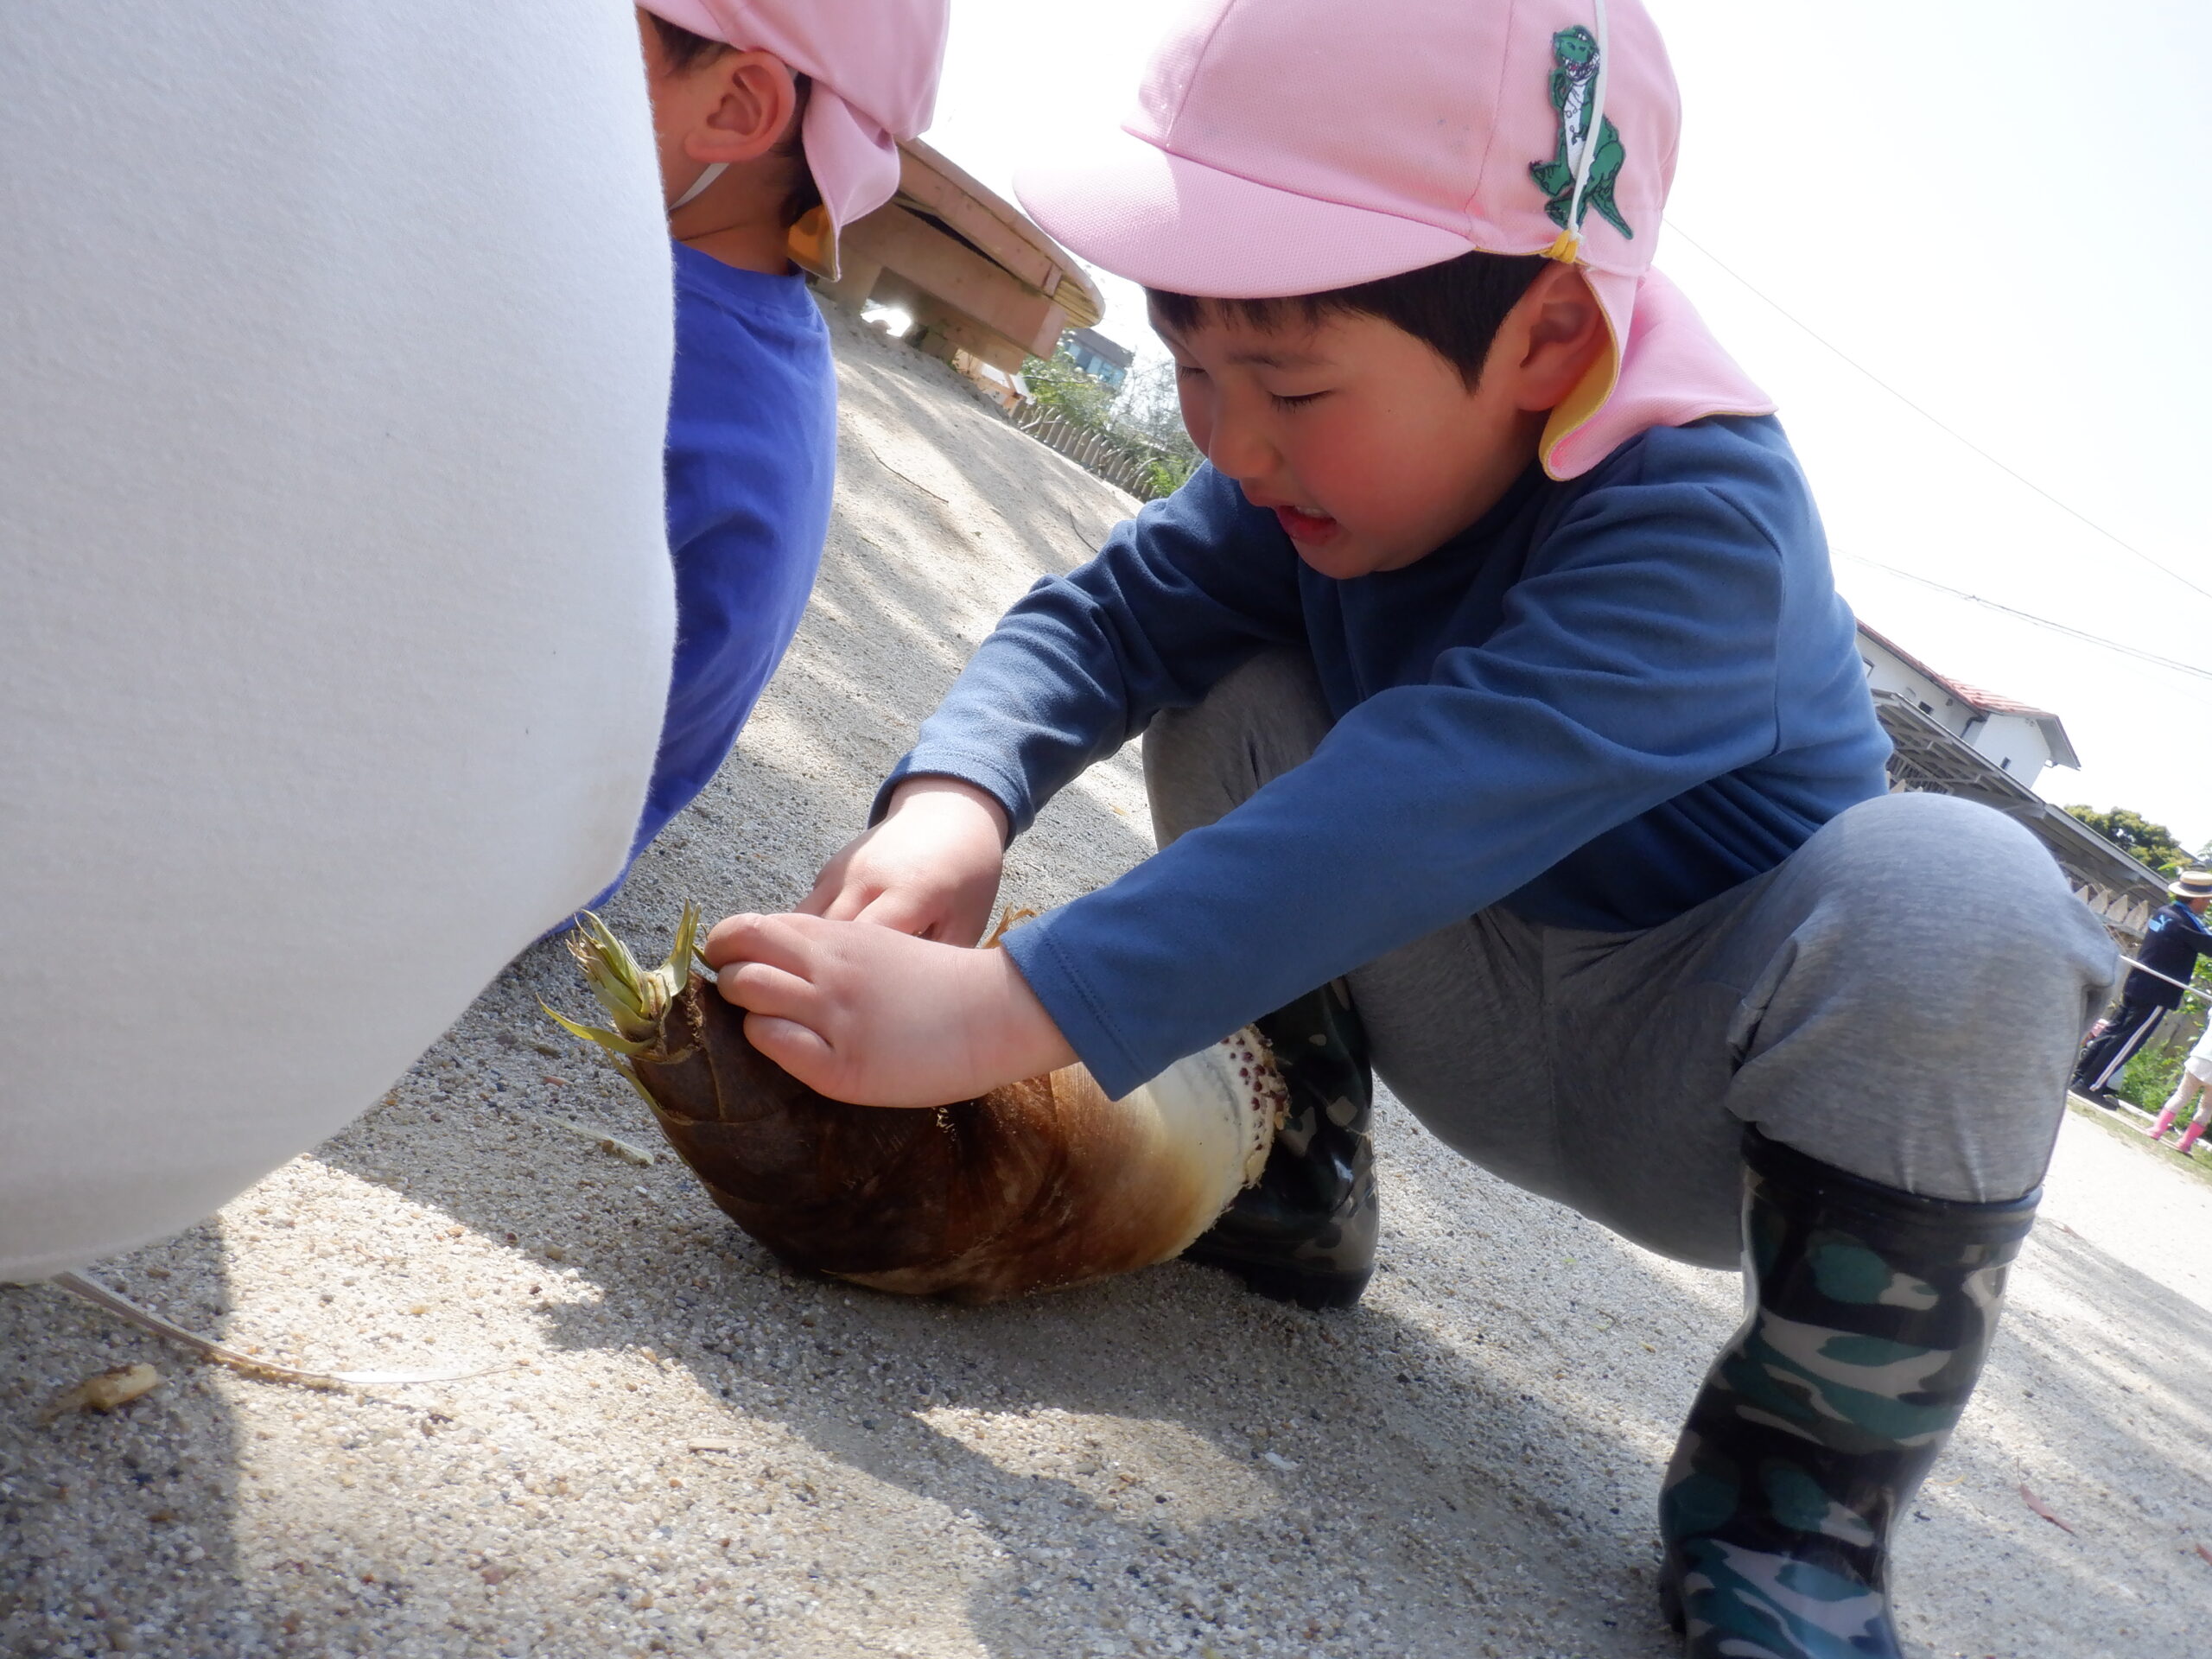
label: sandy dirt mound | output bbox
[6,305,2210,1659]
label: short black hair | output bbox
[1147,250,1552,388]
[646,14,823,232]
[646,12,724,73]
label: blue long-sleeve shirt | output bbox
[882,415,1892,1098]
[620,245,836,879]
[2125,899,2211,1008]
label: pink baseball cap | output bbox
[640,0,950,280]
[1014,0,1772,479]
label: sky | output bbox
[923,0,2212,848]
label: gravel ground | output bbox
[6,308,2211,1659]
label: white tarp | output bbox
[0,2,677,1279]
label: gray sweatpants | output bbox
[1144,652,2120,1268]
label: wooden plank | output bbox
[893,151,1056,291]
[888,141,1104,328]
[841,207,1065,363]
[914,303,1067,375]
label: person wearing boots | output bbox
[2148,1014,2212,1155]
[2071,868,2212,1104]
[699,2,2120,1653]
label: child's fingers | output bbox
[700,912,760,966]
[713,960,816,1020]
[795,848,865,918]
[791,880,836,918]
[792,854,883,921]
[814,884,881,924]
[741,1013,842,1094]
[852,888,939,937]
[701,912,813,972]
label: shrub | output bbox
[1018,344,1200,502]
[2116,1040,2186,1113]
[1020,347,1116,428]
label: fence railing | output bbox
[1011,408,1167,501]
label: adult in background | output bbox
[2072,868,2212,1106]
[2,0,677,1281]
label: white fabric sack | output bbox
[0,2,677,1280]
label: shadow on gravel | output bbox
[1,1226,254,1657]
[315,973,1698,1658]
[1378,1113,2212,1658]
[1929,1217,2212,1644]
[308,1121,1688,1659]
[877,1280,1688,1659]
[2014,1220,2212,1438]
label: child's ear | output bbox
[686,49,800,167]
[1506,266,1610,414]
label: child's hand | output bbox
[703,912,1075,1107]
[796,776,1008,945]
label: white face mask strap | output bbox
[1563,0,1610,239]
[668,161,728,214]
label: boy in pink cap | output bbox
[603,1,947,889]
[703,2,2115,1651]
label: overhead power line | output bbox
[1664,221,2212,607]
[1836,550,2212,685]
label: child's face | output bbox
[1155,270,1598,579]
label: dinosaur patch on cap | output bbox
[1531,26,1632,241]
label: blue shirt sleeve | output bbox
[875,467,1305,834]
[1002,473,1790,1096]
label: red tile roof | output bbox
[1855,621,2080,768]
[1939,680,2060,722]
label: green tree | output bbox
[1019,343,1200,499]
[1019,346,1116,427]
[1113,357,1202,495]
[2064,804,2193,877]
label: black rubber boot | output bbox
[1658,1128,2037,1658]
[1182,982,1376,1308]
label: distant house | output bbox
[1061,327,1133,391]
[1857,623,2078,791]
[1854,621,2164,939]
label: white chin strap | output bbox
[668,161,728,214]
[1565,0,1611,234]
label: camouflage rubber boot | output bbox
[1182,982,1376,1309]
[1658,1128,2037,1658]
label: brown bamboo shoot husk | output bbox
[551,914,1284,1304]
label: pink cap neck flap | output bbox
[1542,270,1773,479]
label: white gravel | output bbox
[6,307,2210,1659]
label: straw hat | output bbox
[2169,869,2212,899]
